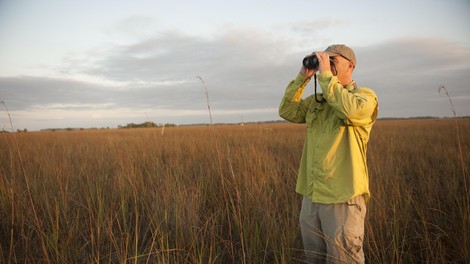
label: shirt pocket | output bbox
[305,110,317,128]
[342,226,364,256]
[306,104,324,128]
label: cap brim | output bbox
[325,51,348,59]
[324,51,355,65]
[324,51,341,57]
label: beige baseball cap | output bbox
[324,44,356,66]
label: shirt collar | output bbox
[345,81,357,91]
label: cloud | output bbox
[57,25,297,111]
[0,76,114,110]
[353,38,470,117]
[1,25,469,131]
[77,26,292,82]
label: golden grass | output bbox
[0,119,469,263]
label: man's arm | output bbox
[278,73,313,123]
[318,71,378,126]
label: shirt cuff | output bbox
[318,71,333,80]
[294,73,310,86]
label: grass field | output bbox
[0,119,469,263]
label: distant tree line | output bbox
[1,128,27,133]
[118,121,176,129]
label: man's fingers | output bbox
[316,52,330,63]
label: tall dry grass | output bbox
[0,119,469,263]
[366,119,469,263]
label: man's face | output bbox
[330,56,354,83]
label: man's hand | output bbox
[299,65,316,78]
[316,52,332,73]
[300,52,332,78]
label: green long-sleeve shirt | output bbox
[279,71,378,204]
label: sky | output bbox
[0,0,469,131]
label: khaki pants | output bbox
[299,195,366,264]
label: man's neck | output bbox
[340,77,353,86]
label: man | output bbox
[279,44,378,263]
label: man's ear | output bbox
[349,61,355,71]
